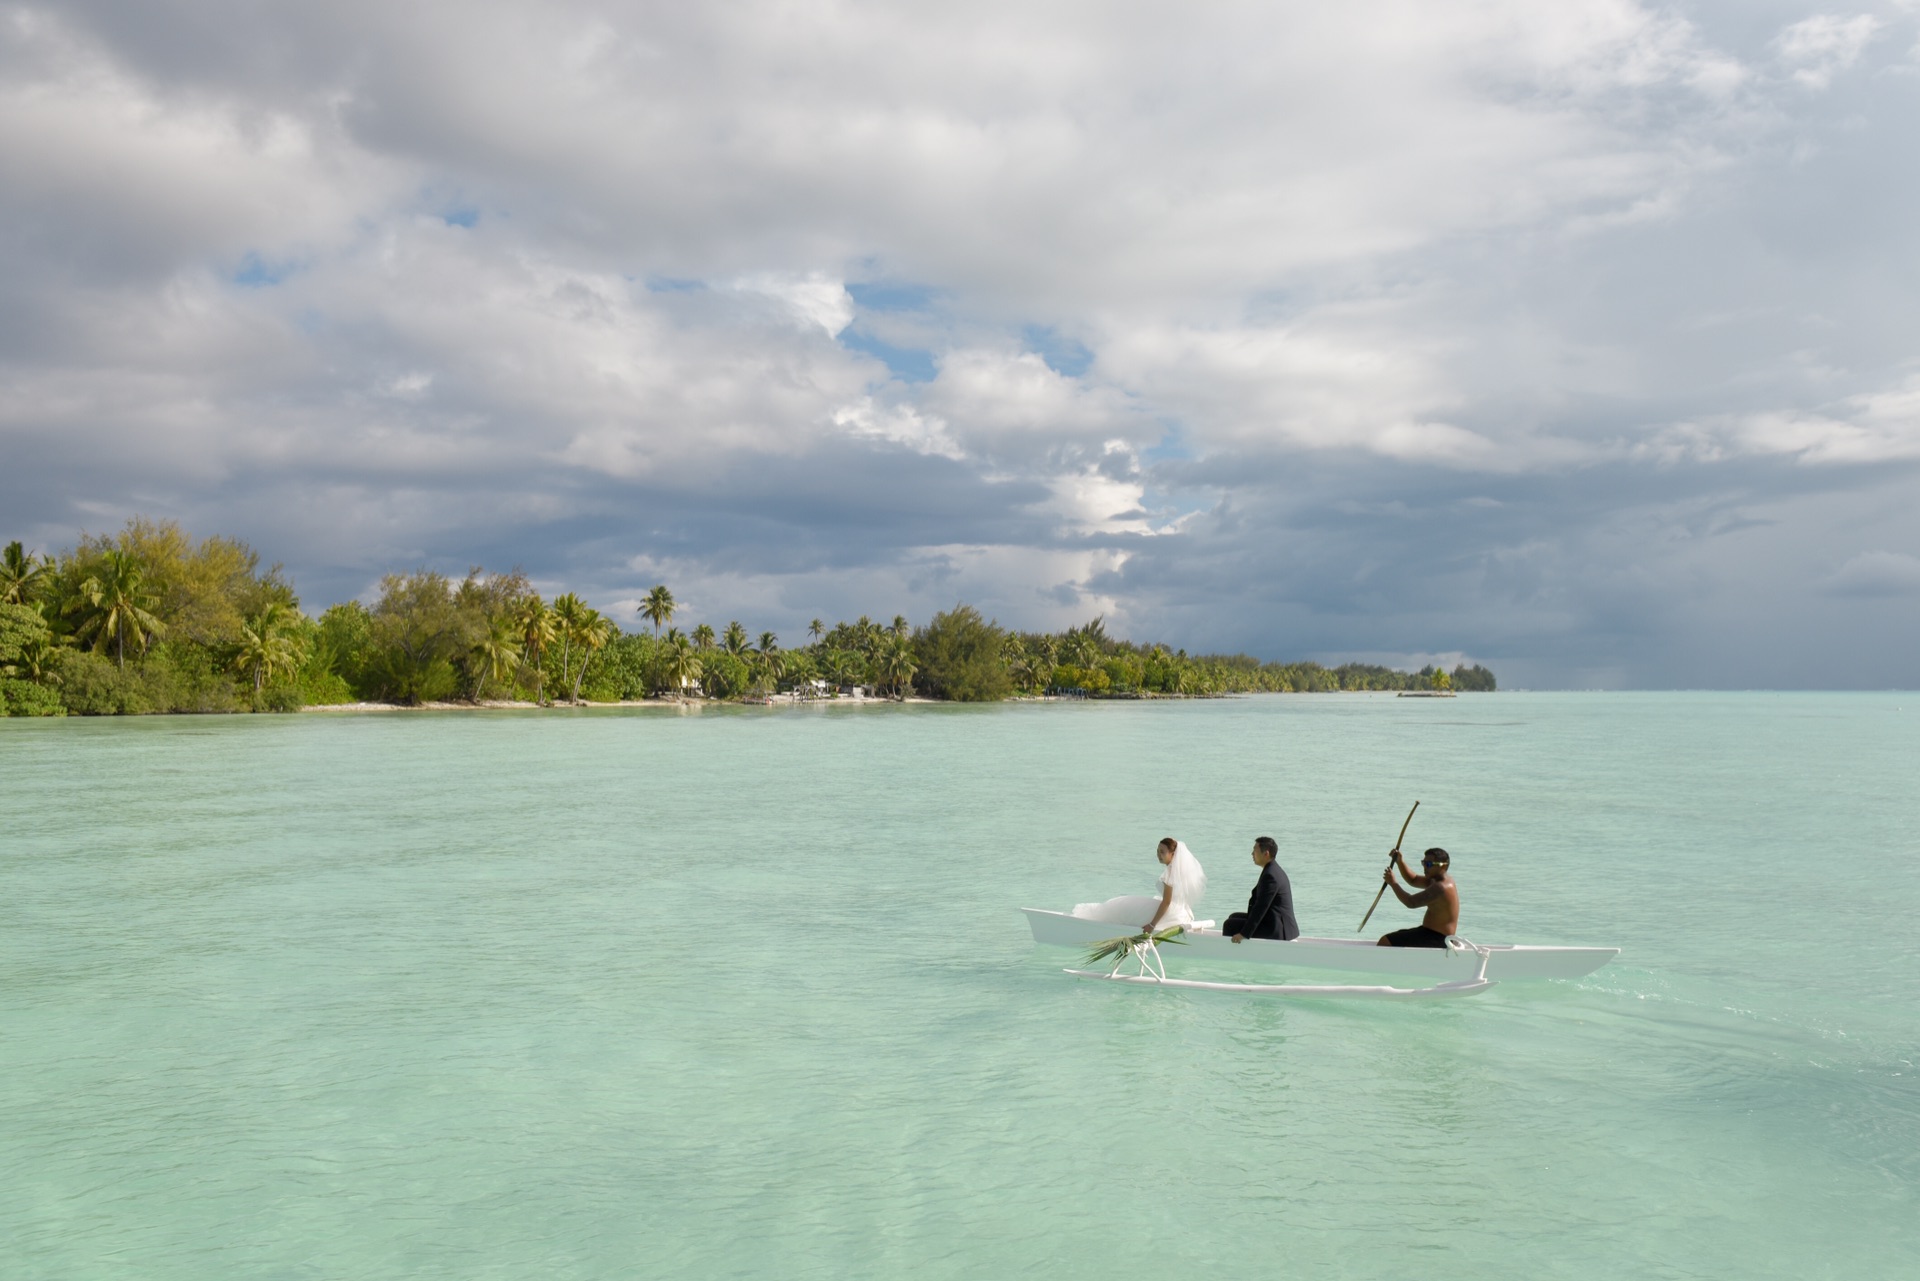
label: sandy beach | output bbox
[298,692,942,712]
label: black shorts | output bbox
[1382,925,1449,948]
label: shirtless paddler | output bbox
[1376,847,1458,948]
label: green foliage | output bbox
[254,683,304,713]
[0,602,54,669]
[55,641,236,714]
[592,633,656,700]
[465,615,522,699]
[509,595,555,703]
[1048,663,1108,693]
[701,650,751,699]
[778,649,818,691]
[75,519,292,650]
[375,650,460,703]
[311,602,376,695]
[366,572,460,702]
[232,601,306,694]
[1082,927,1188,967]
[299,664,355,705]
[640,584,675,637]
[550,592,615,701]
[872,634,917,698]
[914,604,1012,702]
[364,570,527,704]
[1,602,65,716]
[54,648,163,714]
[1101,654,1142,692]
[64,549,165,668]
[6,521,1501,715]
[662,630,703,696]
[572,647,626,702]
[170,643,245,712]
[1451,663,1497,692]
[817,646,868,688]
[1,676,64,716]
[1,541,53,606]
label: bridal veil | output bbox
[1162,840,1207,916]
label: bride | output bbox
[1073,838,1208,933]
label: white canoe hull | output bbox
[1022,909,1616,981]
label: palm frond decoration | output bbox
[1083,926,1188,968]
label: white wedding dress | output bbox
[1072,841,1209,930]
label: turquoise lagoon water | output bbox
[3,693,1917,1279]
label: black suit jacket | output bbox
[1242,860,1300,941]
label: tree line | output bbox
[1,519,1494,716]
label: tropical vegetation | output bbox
[0,519,1495,715]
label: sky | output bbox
[3,1,1919,687]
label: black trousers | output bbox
[1222,912,1265,938]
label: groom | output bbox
[1224,836,1300,943]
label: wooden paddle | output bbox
[1357,801,1419,933]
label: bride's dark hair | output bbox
[1157,837,1178,852]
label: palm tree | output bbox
[10,636,61,685]
[808,617,825,643]
[512,595,555,703]
[1065,627,1102,670]
[663,630,702,699]
[722,620,749,656]
[1008,648,1043,695]
[891,614,910,639]
[551,593,589,691]
[1,541,51,605]
[640,585,675,639]
[233,601,305,694]
[875,634,917,700]
[692,622,715,653]
[66,551,164,669]
[568,609,615,702]
[821,647,863,690]
[752,632,784,691]
[469,615,523,700]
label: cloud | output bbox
[1638,375,1920,465]
[725,272,854,338]
[920,349,1140,460]
[1827,550,1920,596]
[5,1,1920,685]
[1773,14,1882,89]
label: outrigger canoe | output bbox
[1023,907,1618,989]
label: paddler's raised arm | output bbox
[1384,864,1438,906]
[1390,849,1431,887]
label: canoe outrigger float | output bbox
[1022,908,1619,999]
